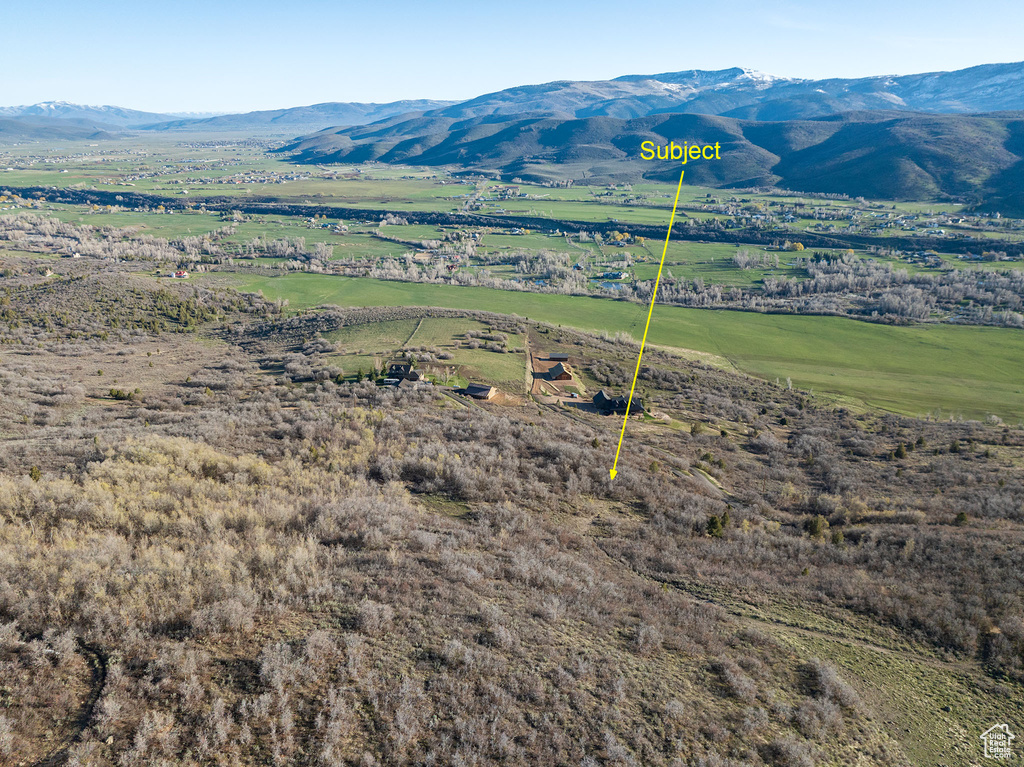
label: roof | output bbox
[593,389,643,413]
[465,383,495,398]
[549,352,569,361]
[549,362,571,378]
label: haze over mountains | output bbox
[0,116,117,141]
[0,100,458,136]
[144,100,459,133]
[0,101,458,138]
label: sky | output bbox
[5,0,1023,113]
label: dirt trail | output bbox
[402,317,425,347]
[523,333,535,394]
[31,640,108,767]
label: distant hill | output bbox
[143,100,459,133]
[0,101,174,128]
[0,100,460,135]
[279,110,1024,210]
[0,116,118,141]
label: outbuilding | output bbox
[548,362,572,381]
[465,383,497,400]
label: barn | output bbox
[465,383,497,400]
[548,362,572,381]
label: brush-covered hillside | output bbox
[0,255,1021,765]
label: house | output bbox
[592,389,619,413]
[593,389,643,415]
[549,352,569,362]
[465,383,496,400]
[172,270,189,279]
[387,363,422,381]
[548,362,572,381]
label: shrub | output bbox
[804,515,829,538]
[764,736,815,767]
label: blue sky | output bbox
[5,0,1022,112]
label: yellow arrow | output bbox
[609,166,685,481]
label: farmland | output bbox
[3,137,1024,426]
[320,317,527,391]
[207,272,1024,421]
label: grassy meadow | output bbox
[322,317,527,391]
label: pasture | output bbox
[323,316,527,391]
[204,272,1024,421]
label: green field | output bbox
[324,317,526,390]
[205,272,1024,421]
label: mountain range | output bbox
[5,61,1024,210]
[271,61,1024,211]
[0,102,177,128]
[278,110,1024,207]
[6,61,1024,135]
[390,61,1024,123]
